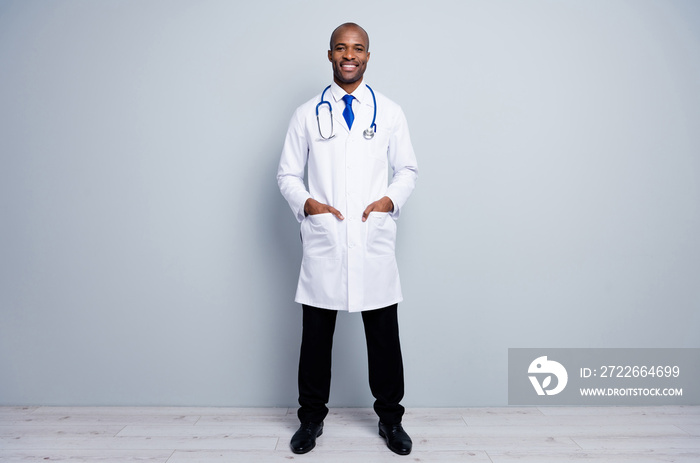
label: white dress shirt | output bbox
[278,81,418,312]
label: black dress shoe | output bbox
[290,421,323,454]
[378,421,412,455]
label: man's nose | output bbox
[342,48,355,60]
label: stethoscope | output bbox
[315,84,377,140]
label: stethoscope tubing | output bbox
[315,84,377,140]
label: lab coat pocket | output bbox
[365,211,396,257]
[300,213,340,259]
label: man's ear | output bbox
[327,50,332,61]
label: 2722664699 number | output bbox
[598,365,680,378]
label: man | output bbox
[277,22,418,456]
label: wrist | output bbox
[384,196,394,212]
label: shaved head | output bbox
[330,22,369,51]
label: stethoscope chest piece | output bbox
[363,127,375,140]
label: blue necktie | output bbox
[342,94,355,130]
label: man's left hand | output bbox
[362,196,394,222]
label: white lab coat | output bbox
[277,82,418,312]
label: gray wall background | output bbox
[1,0,699,407]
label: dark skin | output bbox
[304,24,394,222]
[328,23,370,94]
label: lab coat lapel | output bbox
[352,84,374,136]
[353,87,373,135]
[329,83,351,133]
[333,105,351,133]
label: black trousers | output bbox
[297,303,405,425]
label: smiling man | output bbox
[277,22,418,456]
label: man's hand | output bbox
[304,198,344,220]
[362,196,394,222]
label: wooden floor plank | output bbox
[411,424,687,438]
[677,424,700,436]
[488,449,700,463]
[459,407,545,416]
[573,436,700,450]
[194,414,298,426]
[0,414,201,426]
[29,406,289,416]
[0,435,279,451]
[462,413,700,427]
[0,407,38,418]
[538,406,700,416]
[0,424,124,438]
[0,449,172,462]
[167,449,492,462]
[116,424,294,438]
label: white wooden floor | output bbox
[1,406,699,462]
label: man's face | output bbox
[328,26,370,90]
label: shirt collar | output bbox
[330,80,371,106]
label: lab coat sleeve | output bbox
[385,107,418,219]
[277,107,312,223]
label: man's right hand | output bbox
[304,198,344,220]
